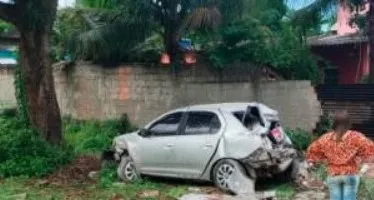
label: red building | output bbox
[308,2,369,84]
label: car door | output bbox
[172,110,224,178]
[137,111,184,176]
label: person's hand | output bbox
[359,164,369,176]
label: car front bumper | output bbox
[102,150,116,161]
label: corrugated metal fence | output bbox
[316,84,374,139]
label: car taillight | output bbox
[271,127,282,141]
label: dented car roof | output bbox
[183,102,278,115]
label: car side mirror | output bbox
[138,128,150,137]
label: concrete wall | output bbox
[0,67,16,108]
[0,63,321,131]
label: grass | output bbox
[0,177,188,200]
[0,102,15,110]
[0,177,297,200]
[274,184,296,200]
[359,178,374,200]
[257,180,296,200]
[63,117,135,154]
[0,113,301,200]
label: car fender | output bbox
[113,132,141,165]
[218,132,263,159]
[200,132,263,180]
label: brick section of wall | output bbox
[0,63,321,131]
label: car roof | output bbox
[180,102,278,115]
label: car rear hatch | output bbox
[233,105,290,146]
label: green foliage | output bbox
[77,0,119,9]
[52,8,92,61]
[309,163,328,182]
[14,54,29,125]
[285,128,315,151]
[205,16,320,82]
[99,162,117,188]
[0,113,72,178]
[0,20,15,35]
[63,116,135,154]
[314,112,333,136]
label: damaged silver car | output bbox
[109,102,299,192]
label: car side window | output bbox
[183,112,221,135]
[148,112,183,136]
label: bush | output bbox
[314,113,333,136]
[63,114,135,154]
[285,128,315,151]
[0,110,135,178]
[0,112,72,178]
[99,162,118,188]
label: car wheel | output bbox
[117,156,139,182]
[212,159,245,192]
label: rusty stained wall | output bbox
[53,63,321,132]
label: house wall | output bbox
[333,2,369,35]
[312,43,369,84]
[0,63,322,131]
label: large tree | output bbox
[0,0,62,144]
[293,0,374,81]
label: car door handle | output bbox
[203,144,214,149]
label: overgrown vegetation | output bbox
[51,0,321,82]
[0,106,135,178]
[285,128,315,151]
[0,111,71,178]
[63,115,135,154]
[314,112,333,136]
[203,17,320,82]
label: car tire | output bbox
[117,156,139,182]
[212,159,247,193]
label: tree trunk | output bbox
[369,0,374,82]
[165,27,179,62]
[0,1,61,144]
[163,0,180,73]
[19,30,62,145]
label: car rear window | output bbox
[233,108,263,127]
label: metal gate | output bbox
[316,84,374,139]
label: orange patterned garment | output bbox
[307,131,374,176]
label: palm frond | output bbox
[77,0,120,9]
[182,6,221,30]
[290,0,337,34]
[73,20,152,63]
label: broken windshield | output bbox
[233,106,265,129]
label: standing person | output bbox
[306,110,374,200]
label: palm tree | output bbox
[74,0,250,64]
[292,0,374,81]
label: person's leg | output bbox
[327,176,344,200]
[342,175,360,200]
